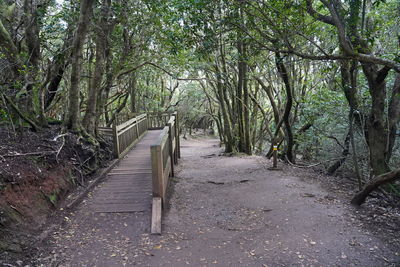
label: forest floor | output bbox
[3,134,400,266]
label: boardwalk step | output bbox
[151,197,162,234]
[93,203,150,213]
[90,130,162,214]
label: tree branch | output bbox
[305,0,335,25]
[117,62,207,81]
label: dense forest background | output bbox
[0,0,399,216]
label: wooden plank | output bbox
[94,203,149,213]
[99,188,152,192]
[163,157,171,199]
[119,163,151,166]
[107,174,152,179]
[98,187,152,192]
[98,186,151,191]
[151,144,163,198]
[117,130,148,158]
[65,158,120,210]
[106,179,150,183]
[110,169,151,172]
[95,193,152,198]
[168,122,175,177]
[112,124,120,158]
[110,173,151,175]
[95,195,152,201]
[96,192,152,197]
[151,197,162,234]
[94,198,151,205]
[175,112,181,158]
[115,116,137,132]
[89,129,164,215]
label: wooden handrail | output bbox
[104,111,181,234]
[112,114,148,158]
[148,113,171,130]
[150,112,180,234]
[98,127,113,137]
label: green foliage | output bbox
[0,108,8,122]
[48,193,57,206]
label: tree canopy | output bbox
[1,0,400,202]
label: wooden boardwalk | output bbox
[91,130,162,213]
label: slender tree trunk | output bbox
[65,0,94,132]
[242,43,251,155]
[0,19,20,69]
[328,59,359,174]
[237,38,245,152]
[386,73,400,161]
[362,63,391,176]
[349,108,363,189]
[83,0,111,135]
[82,34,105,134]
[43,30,73,111]
[130,72,137,113]
[217,79,234,153]
[327,131,351,174]
[97,38,114,127]
[21,0,42,125]
[275,53,294,163]
[250,83,260,150]
[216,111,224,144]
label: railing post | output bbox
[167,122,175,177]
[112,123,120,158]
[151,144,164,200]
[174,112,181,159]
[135,118,139,138]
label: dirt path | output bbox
[30,136,399,266]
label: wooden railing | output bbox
[112,114,148,158]
[150,112,180,234]
[148,112,174,130]
[98,126,113,140]
[98,111,181,234]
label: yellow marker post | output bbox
[273,145,278,168]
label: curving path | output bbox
[32,135,399,266]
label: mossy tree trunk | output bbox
[65,0,94,133]
[83,0,112,136]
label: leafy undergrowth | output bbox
[0,126,113,257]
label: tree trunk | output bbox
[106,94,129,127]
[362,63,391,176]
[217,78,234,153]
[43,29,73,110]
[237,38,245,153]
[386,73,400,161]
[23,0,41,118]
[97,39,114,128]
[351,168,400,205]
[82,0,111,135]
[275,53,294,163]
[82,33,105,135]
[328,59,359,174]
[130,72,137,113]
[65,0,94,132]
[216,112,224,144]
[242,42,251,155]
